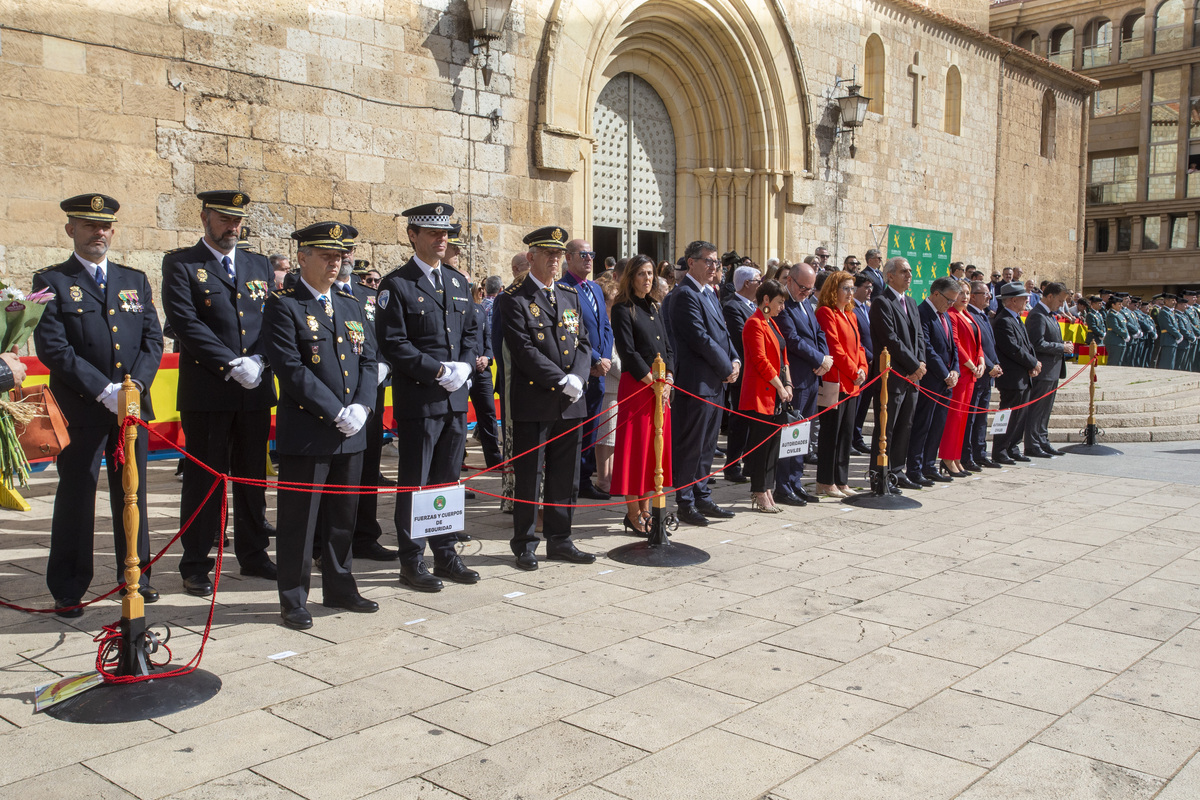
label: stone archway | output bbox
[534,0,813,263]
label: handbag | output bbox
[817,379,839,408]
[12,384,71,460]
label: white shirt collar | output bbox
[527,271,550,291]
[201,238,235,271]
[1038,300,1051,314]
[887,285,905,302]
[413,254,440,282]
[686,273,709,293]
[74,252,109,280]
[300,276,331,302]
[737,293,755,309]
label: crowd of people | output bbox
[20,188,1191,630]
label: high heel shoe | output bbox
[816,483,847,498]
[941,460,970,479]
[750,492,783,513]
[837,485,858,496]
[623,514,649,535]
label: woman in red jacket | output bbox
[739,279,792,513]
[940,279,984,477]
[814,271,868,497]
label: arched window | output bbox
[1082,19,1113,68]
[1121,12,1145,60]
[864,34,885,115]
[1048,26,1075,69]
[1041,90,1057,158]
[1015,30,1041,54]
[1155,0,1184,54]
[944,66,961,136]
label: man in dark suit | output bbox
[496,225,596,569]
[1024,281,1073,458]
[666,240,740,526]
[907,277,960,484]
[33,194,163,615]
[161,190,278,598]
[721,266,760,483]
[860,248,886,301]
[964,281,1002,469]
[375,203,480,592]
[775,262,831,505]
[868,257,927,492]
[991,282,1041,464]
[851,273,875,453]
[264,222,379,629]
[468,290,502,467]
[560,238,613,500]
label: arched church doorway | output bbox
[592,72,676,266]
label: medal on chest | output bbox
[364,296,376,322]
[196,268,208,284]
[118,289,143,313]
[562,309,579,335]
[306,315,319,332]
[245,280,268,301]
[70,285,83,302]
[311,344,320,364]
[345,320,365,355]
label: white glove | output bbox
[334,403,369,437]
[438,361,471,393]
[227,356,264,389]
[558,373,584,402]
[95,383,121,415]
[377,362,391,387]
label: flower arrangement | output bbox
[1,281,55,488]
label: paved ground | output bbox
[2,442,1199,799]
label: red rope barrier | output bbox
[893,361,1089,415]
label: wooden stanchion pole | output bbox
[648,355,668,546]
[875,348,891,481]
[842,347,920,508]
[117,375,149,677]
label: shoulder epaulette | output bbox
[558,283,577,294]
[273,287,294,298]
[112,262,145,274]
[336,288,354,298]
[504,275,526,294]
[166,247,187,255]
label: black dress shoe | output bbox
[895,474,923,490]
[54,598,84,619]
[724,469,751,484]
[775,488,807,507]
[353,541,400,561]
[183,575,214,597]
[434,555,480,584]
[992,453,1015,465]
[456,532,473,542]
[714,447,726,458]
[1042,446,1066,457]
[282,607,313,630]
[398,561,444,592]
[979,457,1002,468]
[961,461,983,473]
[377,472,397,486]
[924,471,953,483]
[322,594,379,613]
[120,585,159,603]
[240,560,278,580]
[795,487,821,503]
[578,482,611,500]
[851,441,871,455]
[514,551,539,571]
[1009,451,1032,462]
[1025,448,1052,459]
[547,541,597,564]
[697,500,735,519]
[677,505,710,526]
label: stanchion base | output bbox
[607,540,711,568]
[44,669,222,724]
[1060,443,1123,457]
[841,491,922,510]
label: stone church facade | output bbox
[0,0,1093,297]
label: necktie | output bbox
[94,265,106,292]
[940,312,950,339]
[222,255,234,281]
[432,269,442,292]
[545,287,556,306]
[584,281,598,315]
[319,295,333,318]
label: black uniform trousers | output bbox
[48,423,151,602]
[671,391,722,508]
[963,375,993,463]
[817,393,858,486]
[276,452,363,612]
[469,370,502,467]
[178,409,272,579]
[1024,378,1058,454]
[908,384,951,478]
[992,385,1031,458]
[352,384,388,547]
[511,418,582,554]
[578,376,605,488]
[394,412,465,566]
[871,379,917,476]
[744,411,781,494]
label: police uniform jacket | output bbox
[1085,308,1105,344]
[1159,308,1182,345]
[32,256,162,425]
[375,258,478,420]
[1105,309,1130,343]
[161,240,276,412]
[264,283,377,457]
[497,275,592,422]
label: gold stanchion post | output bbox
[1063,343,1120,455]
[648,355,668,546]
[842,346,921,508]
[117,375,150,677]
[875,349,891,482]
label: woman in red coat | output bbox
[739,279,792,513]
[940,279,985,476]
[814,271,869,497]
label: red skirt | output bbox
[938,374,977,460]
[610,372,672,496]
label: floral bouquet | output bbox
[1,281,55,488]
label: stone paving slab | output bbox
[3,445,1200,798]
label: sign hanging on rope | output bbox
[778,420,812,459]
[410,484,466,539]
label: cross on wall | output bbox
[908,51,927,127]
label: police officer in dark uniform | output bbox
[264,221,380,630]
[161,190,277,597]
[375,203,480,592]
[33,194,163,615]
[496,225,597,571]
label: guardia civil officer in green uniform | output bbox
[1082,295,1105,356]
[161,190,278,598]
[265,222,380,630]
[1181,290,1200,371]
[1137,299,1157,367]
[1103,295,1130,366]
[1122,295,1142,366]
[33,194,162,615]
[1156,294,1183,370]
[497,226,597,571]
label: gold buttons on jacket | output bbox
[340,354,345,360]
[109,309,115,316]
[115,362,122,369]
[111,326,118,332]
[343,370,349,376]
[239,311,244,317]
[114,343,120,350]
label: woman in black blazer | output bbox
[610,255,675,534]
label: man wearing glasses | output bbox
[360,268,381,289]
[560,239,614,500]
[964,281,1002,469]
[907,277,960,485]
[843,256,861,275]
[861,249,886,299]
[721,266,762,483]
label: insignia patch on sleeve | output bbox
[377,289,390,309]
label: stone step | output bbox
[1051,424,1200,444]
[1050,410,1200,429]
[1052,388,1200,416]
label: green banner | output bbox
[885,225,954,302]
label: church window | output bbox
[1040,89,1057,158]
[1155,0,1184,54]
[944,66,961,135]
[864,34,885,115]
